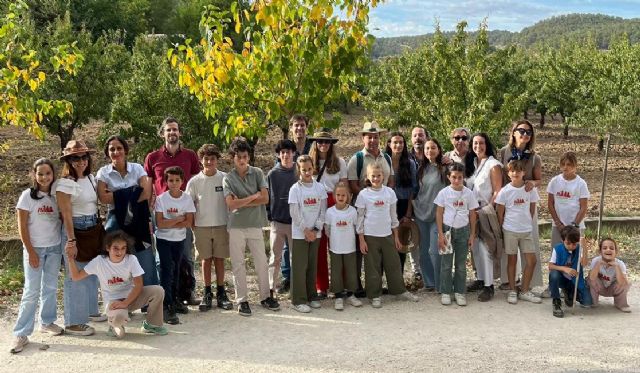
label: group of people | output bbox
[10,115,632,354]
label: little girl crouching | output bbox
[66,231,168,338]
[588,238,631,313]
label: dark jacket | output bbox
[266,163,297,224]
[113,186,152,252]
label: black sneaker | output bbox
[553,298,564,318]
[477,286,493,302]
[413,271,423,282]
[184,291,200,306]
[354,287,367,298]
[466,280,484,292]
[174,301,189,314]
[238,301,252,316]
[316,291,328,300]
[199,292,213,312]
[216,292,233,310]
[163,305,179,325]
[564,289,574,307]
[277,279,290,294]
[260,296,280,311]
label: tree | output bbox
[0,0,82,140]
[170,0,379,143]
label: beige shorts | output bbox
[503,229,535,255]
[193,226,229,259]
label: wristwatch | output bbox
[570,221,579,228]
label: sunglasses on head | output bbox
[452,136,468,141]
[69,154,89,162]
[514,128,533,136]
[316,140,332,145]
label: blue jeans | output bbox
[281,242,291,281]
[549,270,592,306]
[13,244,62,337]
[181,228,196,296]
[104,210,118,232]
[439,225,470,295]
[416,218,439,289]
[156,238,184,307]
[62,214,100,326]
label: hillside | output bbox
[372,13,640,58]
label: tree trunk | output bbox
[57,122,75,149]
[539,109,546,128]
[247,136,259,165]
[596,133,611,242]
[561,114,568,139]
[523,110,528,119]
[344,98,351,114]
[280,125,289,140]
[597,137,604,152]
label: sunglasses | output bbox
[514,128,533,136]
[69,154,89,162]
[452,136,468,142]
[316,140,332,145]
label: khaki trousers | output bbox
[229,228,270,303]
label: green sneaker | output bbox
[141,320,168,336]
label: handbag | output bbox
[73,175,105,262]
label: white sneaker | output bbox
[334,298,344,311]
[293,304,311,313]
[347,295,363,307]
[10,336,28,354]
[441,294,451,305]
[519,291,542,303]
[618,306,632,313]
[454,293,467,306]
[507,291,518,304]
[39,323,64,335]
[371,297,382,308]
[398,291,419,302]
[309,300,321,309]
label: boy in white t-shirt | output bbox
[588,238,631,312]
[324,182,362,311]
[154,166,196,325]
[547,151,590,246]
[186,144,233,312]
[67,231,167,338]
[495,160,541,305]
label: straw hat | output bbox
[60,140,95,160]
[308,128,339,144]
[360,121,387,134]
[397,219,420,253]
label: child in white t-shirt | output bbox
[588,238,631,313]
[496,160,541,305]
[288,155,328,313]
[154,166,195,325]
[11,159,63,354]
[324,182,362,311]
[67,230,167,338]
[356,162,419,308]
[434,163,478,307]
[547,151,590,246]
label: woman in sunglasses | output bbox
[498,120,544,293]
[308,129,347,299]
[54,140,102,336]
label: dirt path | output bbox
[1,285,639,372]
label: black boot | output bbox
[477,285,493,302]
[199,290,213,312]
[553,298,564,318]
[174,300,189,314]
[466,280,484,292]
[217,291,233,310]
[277,279,290,294]
[163,304,179,325]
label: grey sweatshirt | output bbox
[267,163,297,224]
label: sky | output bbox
[369,0,640,37]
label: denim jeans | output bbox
[281,242,291,281]
[62,215,100,326]
[439,225,470,295]
[13,244,62,337]
[156,238,184,307]
[180,228,196,296]
[104,210,118,233]
[416,218,439,289]
[549,270,592,306]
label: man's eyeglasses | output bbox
[514,128,533,136]
[452,136,468,142]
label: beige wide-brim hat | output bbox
[60,140,95,160]
[397,219,420,253]
[308,128,339,144]
[360,121,387,134]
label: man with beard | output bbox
[444,127,471,164]
[144,117,201,311]
[407,126,429,282]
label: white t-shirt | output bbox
[155,191,196,241]
[590,256,627,288]
[434,186,479,228]
[355,186,398,237]
[185,171,228,227]
[288,181,327,240]
[324,205,357,254]
[467,156,502,207]
[547,174,590,228]
[495,184,540,233]
[16,189,62,247]
[84,255,144,301]
[53,177,98,217]
[315,158,348,193]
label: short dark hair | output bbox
[197,144,221,159]
[159,116,180,136]
[560,225,581,243]
[101,230,135,257]
[163,166,184,182]
[275,139,297,153]
[447,162,465,175]
[507,159,526,172]
[289,114,308,127]
[228,137,252,157]
[104,135,130,159]
[559,151,578,167]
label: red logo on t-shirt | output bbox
[556,190,571,199]
[336,220,348,227]
[514,198,526,205]
[374,200,385,206]
[37,205,54,214]
[107,276,125,285]
[167,207,178,213]
[598,273,611,282]
[304,198,318,206]
[453,200,465,207]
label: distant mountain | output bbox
[372,14,640,58]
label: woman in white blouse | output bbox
[308,129,347,298]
